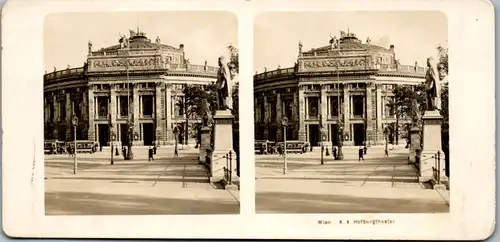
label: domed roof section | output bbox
[303,31,393,54]
[98,28,181,52]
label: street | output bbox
[255,145,450,213]
[45,146,240,215]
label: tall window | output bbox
[174,96,184,117]
[142,96,154,117]
[98,97,108,118]
[74,100,82,120]
[59,101,66,121]
[49,102,54,122]
[353,96,364,116]
[283,100,293,120]
[120,96,130,117]
[308,97,319,118]
[330,97,340,117]
[260,103,265,122]
[270,102,277,121]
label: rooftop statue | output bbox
[88,41,92,53]
[298,41,303,53]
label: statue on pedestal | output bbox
[88,41,92,53]
[215,56,233,110]
[424,57,442,111]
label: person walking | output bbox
[385,147,389,157]
[332,145,338,160]
[358,147,364,161]
[148,146,154,162]
[122,146,127,159]
[174,141,179,157]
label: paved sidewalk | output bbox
[45,147,239,215]
[256,145,449,213]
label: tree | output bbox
[390,45,449,176]
[386,83,426,145]
[182,44,239,145]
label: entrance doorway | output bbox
[98,124,109,146]
[308,124,320,147]
[330,124,339,146]
[143,123,155,146]
[353,124,365,146]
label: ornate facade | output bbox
[44,29,218,146]
[254,31,427,147]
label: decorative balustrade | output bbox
[45,63,218,82]
[44,67,85,81]
[254,64,427,82]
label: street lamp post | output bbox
[335,65,344,160]
[108,113,114,165]
[126,119,134,160]
[72,115,78,174]
[282,116,288,174]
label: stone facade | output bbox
[44,30,218,146]
[254,31,427,146]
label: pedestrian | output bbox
[99,143,103,152]
[358,147,364,161]
[122,146,127,159]
[363,146,368,155]
[67,146,72,157]
[153,145,157,155]
[385,147,389,157]
[148,146,154,162]
[174,142,179,157]
[115,147,119,156]
[332,145,337,160]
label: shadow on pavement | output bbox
[46,191,239,215]
[256,192,449,213]
[48,176,209,183]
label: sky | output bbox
[44,11,237,72]
[254,11,448,73]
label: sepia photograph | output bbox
[43,11,240,215]
[254,11,450,213]
[1,0,495,239]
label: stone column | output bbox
[155,82,164,145]
[376,85,383,144]
[298,86,306,141]
[110,85,117,146]
[165,85,172,143]
[276,92,282,141]
[52,95,59,139]
[65,92,71,140]
[263,95,269,139]
[132,84,140,145]
[88,86,95,142]
[292,89,299,140]
[343,85,350,142]
[139,95,143,118]
[365,82,374,145]
[320,84,328,145]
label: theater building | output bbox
[44,29,218,146]
[254,31,428,147]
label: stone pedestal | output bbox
[199,126,211,164]
[210,110,238,186]
[419,110,447,184]
[409,126,421,165]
